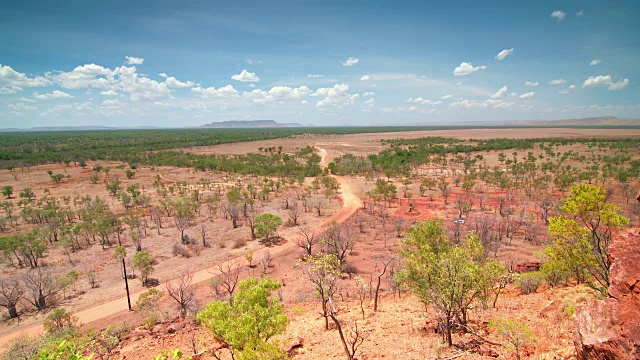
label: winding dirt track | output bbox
[0,148,362,353]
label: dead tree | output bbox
[0,278,23,318]
[22,268,56,310]
[297,227,320,256]
[374,256,394,312]
[288,200,301,226]
[258,250,273,275]
[166,270,195,318]
[536,197,554,224]
[212,260,243,303]
[322,222,356,264]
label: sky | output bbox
[1,0,639,128]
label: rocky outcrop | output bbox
[574,232,640,359]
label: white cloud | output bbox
[519,92,535,99]
[100,90,118,96]
[165,76,195,88]
[114,65,171,101]
[0,64,52,93]
[440,94,454,100]
[341,57,360,67]
[569,84,576,89]
[551,10,566,21]
[313,83,360,108]
[581,75,629,90]
[246,59,253,65]
[407,97,442,105]
[558,90,569,94]
[243,85,312,104]
[159,73,168,78]
[490,86,507,99]
[40,104,72,117]
[453,62,487,76]
[101,99,120,106]
[524,81,539,86]
[495,48,514,61]
[125,56,144,65]
[33,90,73,100]
[307,74,323,78]
[576,10,584,17]
[360,74,371,81]
[8,103,37,112]
[192,84,239,98]
[50,64,115,89]
[590,59,601,66]
[548,78,566,85]
[231,69,260,82]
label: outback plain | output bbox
[0,126,639,359]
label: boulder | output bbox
[574,232,640,359]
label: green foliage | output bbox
[254,213,283,242]
[136,288,164,313]
[133,251,153,285]
[2,186,13,199]
[546,184,629,294]
[38,339,93,360]
[489,317,536,360]
[400,219,500,346]
[517,272,543,295]
[154,349,188,360]
[44,308,77,334]
[197,277,289,360]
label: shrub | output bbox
[232,237,247,249]
[517,272,542,295]
[489,317,536,360]
[143,313,159,332]
[43,308,77,334]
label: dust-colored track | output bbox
[0,148,362,353]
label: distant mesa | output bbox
[523,116,640,127]
[196,120,306,128]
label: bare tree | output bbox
[288,199,301,226]
[536,197,554,224]
[297,227,320,256]
[22,268,56,310]
[374,256,395,312]
[165,270,195,318]
[149,206,163,234]
[258,250,273,275]
[223,202,241,228]
[309,196,328,217]
[197,224,208,247]
[212,260,243,303]
[322,222,356,264]
[0,278,23,318]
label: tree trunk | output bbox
[7,304,18,318]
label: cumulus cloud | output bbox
[449,99,513,109]
[551,10,566,21]
[115,65,171,101]
[341,57,360,66]
[33,90,73,100]
[192,84,239,98]
[495,48,514,61]
[313,83,360,108]
[0,64,52,93]
[582,75,629,90]
[519,92,536,99]
[525,81,539,86]
[231,70,260,82]
[590,59,601,66]
[490,86,507,99]
[243,85,312,104]
[50,64,115,89]
[8,103,37,112]
[569,85,576,89]
[101,99,120,107]
[125,56,144,65]
[548,78,566,85]
[165,76,195,88]
[407,97,442,105]
[440,94,454,100]
[453,62,487,76]
[360,74,370,81]
[100,90,118,96]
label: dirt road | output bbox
[0,148,362,353]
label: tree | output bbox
[43,308,77,334]
[166,271,195,317]
[22,268,56,310]
[254,213,283,243]
[173,197,196,244]
[300,253,342,330]
[321,222,356,265]
[296,227,319,256]
[19,187,36,203]
[0,278,23,318]
[197,277,289,360]
[547,184,629,294]
[400,219,490,346]
[288,199,301,226]
[133,251,153,286]
[489,318,536,360]
[2,186,13,199]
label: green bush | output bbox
[517,272,543,295]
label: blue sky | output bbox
[1,0,639,128]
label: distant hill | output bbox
[196,120,305,128]
[521,117,640,127]
[0,125,162,132]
